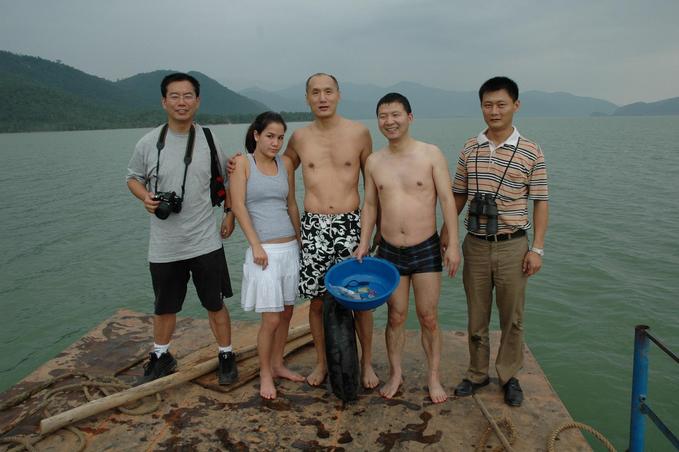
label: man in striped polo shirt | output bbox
[444,76,549,407]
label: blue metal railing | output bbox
[629,325,679,451]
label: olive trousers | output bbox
[462,233,529,386]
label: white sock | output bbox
[153,343,170,358]
[218,345,233,354]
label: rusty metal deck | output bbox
[0,308,590,451]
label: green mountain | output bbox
[0,50,136,111]
[0,50,270,133]
[612,97,679,116]
[116,70,267,115]
[0,72,139,132]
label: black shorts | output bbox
[149,247,233,315]
[377,233,443,276]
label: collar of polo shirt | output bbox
[478,127,521,154]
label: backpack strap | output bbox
[202,127,226,207]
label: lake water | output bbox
[1,116,678,449]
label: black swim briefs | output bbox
[377,233,443,276]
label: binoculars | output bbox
[468,193,498,235]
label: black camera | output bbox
[468,193,498,235]
[153,191,182,220]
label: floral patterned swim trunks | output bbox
[298,209,360,299]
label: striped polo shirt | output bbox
[452,127,548,234]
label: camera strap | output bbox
[474,137,521,200]
[154,123,196,200]
[202,127,226,207]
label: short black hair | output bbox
[376,92,412,116]
[305,73,340,93]
[478,76,519,102]
[161,72,200,98]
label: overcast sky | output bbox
[2,0,678,105]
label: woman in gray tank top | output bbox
[230,112,303,400]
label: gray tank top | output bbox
[245,154,296,242]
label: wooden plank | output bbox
[38,308,312,435]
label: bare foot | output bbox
[260,374,277,400]
[428,375,448,404]
[379,373,403,399]
[306,364,327,386]
[361,363,379,389]
[272,365,305,382]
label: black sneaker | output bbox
[217,351,238,385]
[139,352,177,384]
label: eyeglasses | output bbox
[166,93,196,102]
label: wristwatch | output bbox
[530,247,544,257]
[224,207,232,214]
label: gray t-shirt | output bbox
[126,124,228,263]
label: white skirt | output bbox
[241,240,300,313]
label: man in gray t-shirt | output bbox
[126,72,238,385]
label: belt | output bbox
[469,229,526,242]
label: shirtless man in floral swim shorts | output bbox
[285,73,379,389]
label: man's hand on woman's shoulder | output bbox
[226,152,244,174]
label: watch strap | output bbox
[530,247,544,256]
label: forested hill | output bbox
[115,70,268,116]
[0,51,274,133]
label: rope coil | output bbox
[547,421,617,452]
[0,372,161,451]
